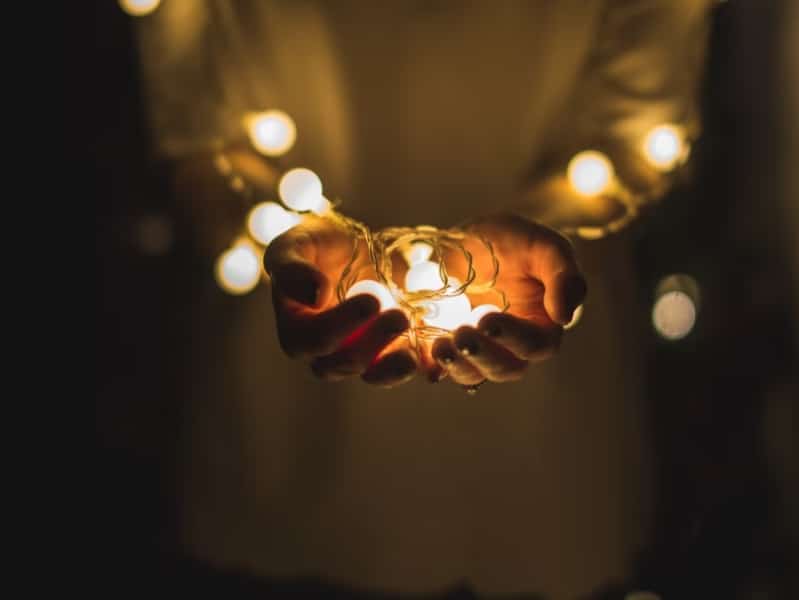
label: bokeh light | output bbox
[567,150,614,196]
[245,110,297,156]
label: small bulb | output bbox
[424,293,473,331]
[643,124,684,171]
[567,150,614,196]
[468,304,501,327]
[215,242,262,295]
[247,202,301,245]
[119,0,161,16]
[245,110,297,156]
[345,279,398,311]
[564,304,584,330]
[403,242,434,267]
[652,291,696,340]
[405,261,446,292]
[279,168,325,213]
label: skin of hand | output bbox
[265,213,586,389]
[429,213,587,387]
[264,215,418,387]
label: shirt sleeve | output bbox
[133,0,247,158]
[517,0,716,237]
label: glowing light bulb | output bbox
[345,279,398,311]
[652,291,696,340]
[424,293,473,331]
[567,150,614,196]
[467,304,501,327]
[564,304,584,330]
[245,110,297,156]
[247,202,301,245]
[279,168,328,213]
[119,0,161,16]
[405,261,446,292]
[643,124,684,171]
[403,242,433,267]
[652,274,700,340]
[215,242,261,295]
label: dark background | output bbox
[91,2,797,598]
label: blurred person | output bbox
[134,1,713,597]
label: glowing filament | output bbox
[567,150,614,196]
[245,110,297,156]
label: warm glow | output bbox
[643,124,684,171]
[405,261,446,292]
[119,0,161,16]
[652,291,696,340]
[247,202,301,245]
[424,293,473,331]
[403,242,434,267]
[567,150,614,196]
[279,168,329,214]
[245,110,297,156]
[215,242,261,295]
[468,304,501,327]
[564,304,584,330]
[345,279,398,311]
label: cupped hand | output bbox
[264,215,418,386]
[430,214,587,387]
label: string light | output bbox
[278,168,330,215]
[643,124,685,171]
[119,0,161,16]
[567,150,614,196]
[247,201,301,245]
[215,240,262,295]
[345,280,398,311]
[245,110,297,156]
[213,104,693,344]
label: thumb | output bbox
[264,228,332,309]
[543,269,587,326]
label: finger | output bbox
[276,294,381,359]
[529,232,587,325]
[265,227,330,308]
[476,312,562,362]
[431,337,484,386]
[311,310,409,380]
[452,326,528,382]
[362,348,418,387]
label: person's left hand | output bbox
[428,214,587,388]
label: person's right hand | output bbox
[264,215,417,386]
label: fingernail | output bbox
[458,340,479,356]
[382,311,409,336]
[351,294,380,318]
[438,351,456,365]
